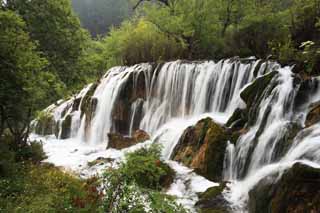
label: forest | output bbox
[1,0,320,212]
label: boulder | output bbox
[170,117,229,182]
[133,129,150,142]
[195,183,231,213]
[249,163,320,213]
[107,130,150,150]
[305,101,320,127]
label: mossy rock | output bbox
[34,112,55,136]
[226,108,247,129]
[249,163,320,213]
[240,71,277,109]
[107,130,150,150]
[171,117,229,182]
[196,183,230,213]
[87,157,114,167]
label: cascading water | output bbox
[34,58,320,212]
[222,68,320,212]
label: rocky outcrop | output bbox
[107,130,150,150]
[249,163,320,213]
[195,183,231,213]
[170,118,229,182]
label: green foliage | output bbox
[15,141,47,163]
[0,164,102,212]
[11,0,91,89]
[102,144,186,212]
[122,144,174,189]
[103,19,185,66]
[0,9,49,144]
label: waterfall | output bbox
[35,58,320,212]
[222,68,320,211]
[85,59,277,144]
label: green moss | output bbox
[199,183,227,200]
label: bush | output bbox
[16,141,47,163]
[102,144,186,213]
[0,164,102,212]
[122,144,174,190]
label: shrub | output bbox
[0,164,103,212]
[122,144,174,190]
[102,144,186,213]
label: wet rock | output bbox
[80,83,98,120]
[294,76,319,109]
[196,183,231,213]
[241,71,278,125]
[60,114,72,139]
[72,97,81,112]
[107,130,150,150]
[112,71,148,135]
[171,117,229,182]
[226,108,247,130]
[87,157,114,167]
[305,101,320,127]
[133,129,150,142]
[249,163,320,213]
[158,161,175,189]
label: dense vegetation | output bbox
[102,145,186,212]
[1,0,320,212]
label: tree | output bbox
[10,0,90,89]
[0,10,60,146]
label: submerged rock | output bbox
[107,130,150,150]
[249,163,320,213]
[170,117,229,182]
[196,183,231,213]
